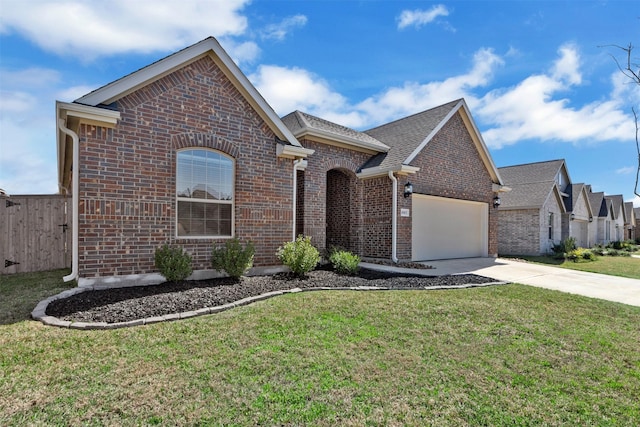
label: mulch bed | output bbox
[46,267,497,324]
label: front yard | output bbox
[1,270,639,425]
[510,255,640,279]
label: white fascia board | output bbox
[493,184,512,193]
[357,164,420,179]
[57,101,120,126]
[75,37,302,148]
[276,144,315,159]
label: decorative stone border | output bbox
[32,280,507,330]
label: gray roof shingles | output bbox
[281,110,389,151]
[362,100,461,169]
[497,159,566,209]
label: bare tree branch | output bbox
[602,43,640,197]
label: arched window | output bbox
[176,149,234,237]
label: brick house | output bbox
[605,195,627,242]
[56,37,505,287]
[497,160,572,255]
[587,186,615,246]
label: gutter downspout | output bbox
[388,171,398,263]
[58,119,79,283]
[292,159,307,241]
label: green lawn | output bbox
[509,255,640,280]
[1,270,639,426]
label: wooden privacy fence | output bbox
[0,194,71,275]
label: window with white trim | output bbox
[176,149,234,237]
[548,212,554,240]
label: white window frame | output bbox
[176,148,235,239]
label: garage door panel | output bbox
[412,195,488,261]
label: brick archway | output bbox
[326,168,356,252]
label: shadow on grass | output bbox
[0,269,73,325]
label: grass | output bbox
[2,270,640,425]
[510,255,640,280]
[0,269,73,325]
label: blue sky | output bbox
[1,0,639,206]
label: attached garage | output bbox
[412,194,488,261]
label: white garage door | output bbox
[412,194,488,261]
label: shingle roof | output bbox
[605,195,625,220]
[281,110,389,152]
[624,202,635,225]
[498,181,560,209]
[587,189,607,217]
[362,99,461,169]
[498,159,565,186]
[634,207,640,220]
[497,159,567,209]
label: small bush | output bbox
[330,250,361,275]
[567,248,596,262]
[552,237,576,259]
[276,235,320,277]
[154,245,193,282]
[591,244,606,256]
[211,238,255,279]
[607,249,631,257]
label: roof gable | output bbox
[361,99,503,184]
[605,195,625,221]
[498,159,570,191]
[74,37,301,147]
[499,180,565,211]
[586,189,608,217]
[624,202,636,226]
[281,110,389,153]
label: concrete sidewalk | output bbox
[361,257,640,307]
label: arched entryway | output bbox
[326,168,356,252]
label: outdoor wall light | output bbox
[570,213,576,221]
[404,182,413,198]
[493,195,501,208]
[589,216,593,222]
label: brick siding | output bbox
[401,112,498,259]
[77,56,295,278]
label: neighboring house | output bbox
[623,202,636,241]
[56,37,506,287]
[496,160,569,255]
[635,208,640,241]
[605,195,626,242]
[562,183,594,248]
[586,185,614,246]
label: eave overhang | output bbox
[276,144,315,159]
[293,127,389,155]
[56,101,121,194]
[356,164,420,179]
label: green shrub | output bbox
[211,238,255,279]
[276,235,320,277]
[607,249,631,257]
[154,245,193,282]
[552,237,576,259]
[591,244,606,256]
[567,247,596,262]
[330,250,361,275]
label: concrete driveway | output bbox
[363,257,640,307]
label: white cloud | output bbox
[0,0,251,60]
[356,48,504,124]
[397,5,449,30]
[0,67,68,194]
[476,44,635,148]
[261,15,307,41]
[249,65,362,126]
[616,166,636,175]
